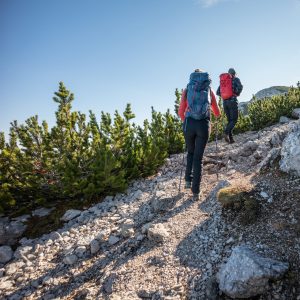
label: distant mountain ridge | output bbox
[239,86,290,113]
[252,86,289,101]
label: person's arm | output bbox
[178,89,187,121]
[210,89,221,117]
[233,78,243,96]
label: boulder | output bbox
[280,122,300,177]
[0,246,13,264]
[217,246,289,298]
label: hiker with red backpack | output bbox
[217,68,243,143]
[179,69,221,200]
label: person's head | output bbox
[228,68,236,76]
[194,68,205,73]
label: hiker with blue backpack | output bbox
[179,69,221,200]
[217,68,243,144]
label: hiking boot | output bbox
[192,193,200,201]
[185,181,191,189]
[230,137,235,144]
[224,135,231,144]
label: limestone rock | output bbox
[60,209,82,222]
[217,246,289,298]
[32,207,54,217]
[63,254,78,265]
[90,239,100,255]
[0,219,27,246]
[75,246,86,258]
[147,223,169,243]
[257,148,281,172]
[0,246,13,264]
[291,108,300,119]
[5,261,25,275]
[280,122,300,176]
[150,193,175,213]
[279,116,290,124]
[108,236,120,245]
[14,245,32,259]
[241,141,259,157]
[0,278,14,290]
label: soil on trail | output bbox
[1,121,300,300]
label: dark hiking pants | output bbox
[183,117,209,194]
[223,99,238,139]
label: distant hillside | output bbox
[252,86,289,101]
[239,86,290,114]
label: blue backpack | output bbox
[186,72,211,120]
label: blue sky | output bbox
[1,0,299,136]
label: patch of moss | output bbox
[218,185,259,225]
[217,186,246,208]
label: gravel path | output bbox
[1,121,299,300]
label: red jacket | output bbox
[178,88,221,121]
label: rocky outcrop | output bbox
[217,246,289,298]
[280,120,300,177]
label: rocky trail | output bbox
[1,118,300,300]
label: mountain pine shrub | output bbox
[0,82,184,214]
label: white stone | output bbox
[0,279,14,289]
[260,191,269,199]
[5,261,25,276]
[147,223,169,243]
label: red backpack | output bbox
[220,73,235,100]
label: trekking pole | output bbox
[179,145,185,192]
[215,120,219,180]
